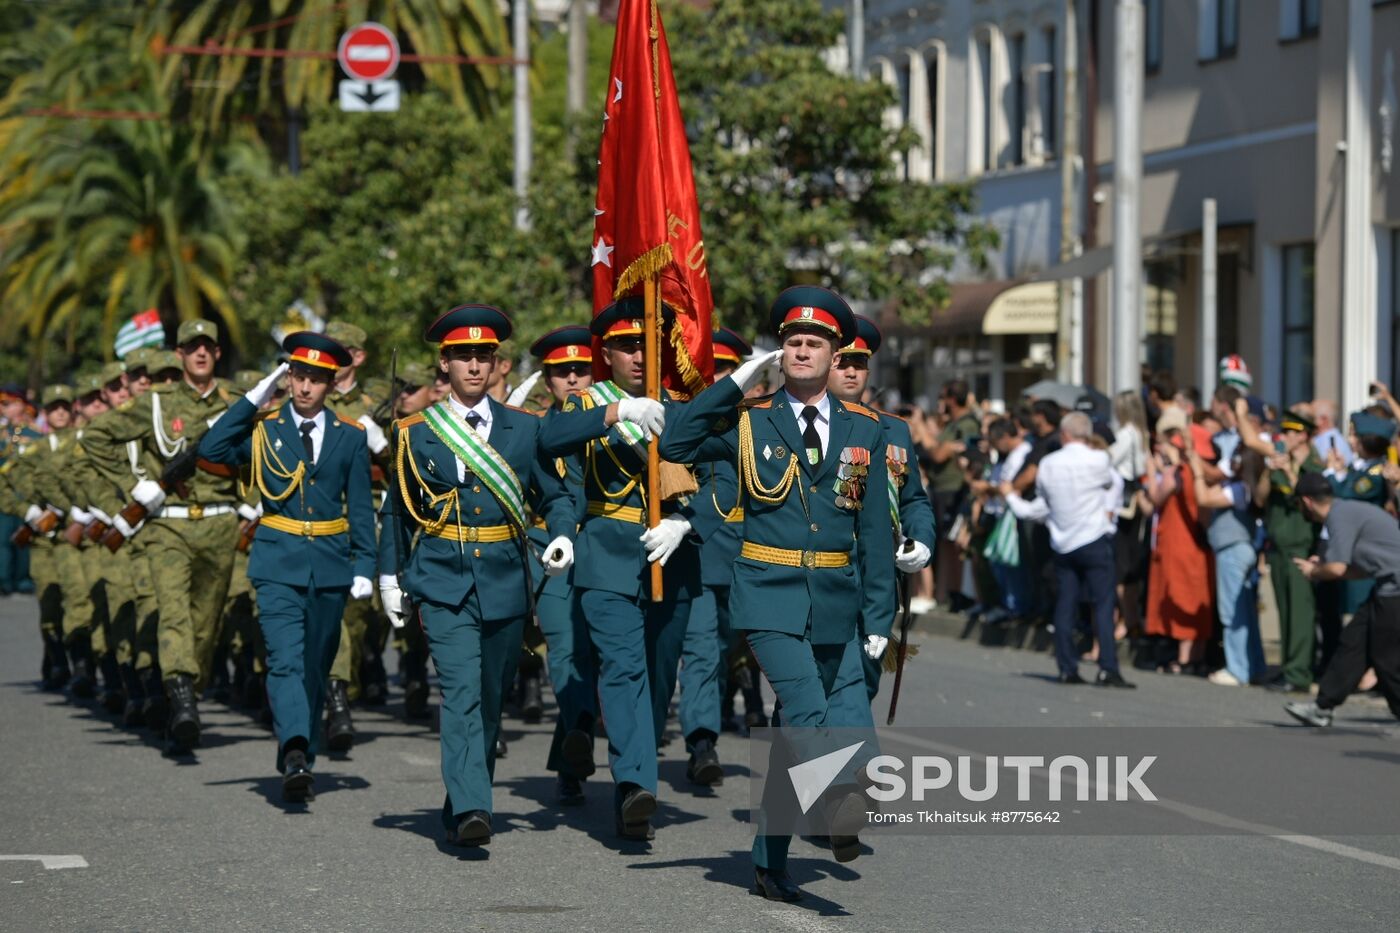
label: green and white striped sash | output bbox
[421,402,526,530]
[587,381,646,449]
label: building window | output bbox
[1279,0,1320,41]
[1145,0,1163,73]
[978,34,996,172]
[1199,0,1239,61]
[897,59,913,180]
[1391,230,1400,391]
[1281,243,1315,405]
[1039,25,1057,158]
[1008,33,1026,165]
[925,47,941,179]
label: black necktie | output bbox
[466,412,483,431]
[300,420,315,464]
[801,405,822,468]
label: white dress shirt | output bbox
[784,388,830,457]
[291,409,327,463]
[1006,441,1123,554]
[447,394,493,482]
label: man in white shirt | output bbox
[1002,412,1133,687]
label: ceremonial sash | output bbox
[586,381,645,449]
[421,402,527,531]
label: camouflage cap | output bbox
[233,369,266,392]
[176,318,219,345]
[363,376,391,404]
[324,321,367,351]
[148,350,183,374]
[124,346,158,373]
[396,360,435,389]
[99,361,127,386]
[78,373,105,396]
[41,385,74,407]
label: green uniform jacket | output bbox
[198,397,378,587]
[879,411,936,547]
[659,380,897,644]
[1330,459,1390,507]
[1264,451,1324,553]
[538,390,728,600]
[379,397,575,619]
[80,380,239,516]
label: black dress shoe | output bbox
[519,675,543,724]
[750,867,803,902]
[561,728,596,778]
[617,785,657,840]
[1265,677,1307,694]
[1095,671,1136,689]
[282,750,314,803]
[448,810,492,846]
[556,774,585,806]
[686,739,723,787]
[325,679,355,753]
[494,737,508,759]
[1057,671,1086,685]
[825,791,866,863]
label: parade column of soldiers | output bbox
[3,283,935,903]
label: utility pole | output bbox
[1199,198,1217,400]
[1111,0,1143,394]
[1341,0,1375,415]
[1057,0,1081,383]
[513,0,532,231]
[849,0,865,79]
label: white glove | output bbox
[248,362,289,408]
[729,348,783,393]
[358,415,388,455]
[615,397,666,440]
[237,502,261,522]
[113,514,139,539]
[640,516,692,566]
[130,479,166,511]
[895,538,932,574]
[864,634,889,660]
[542,536,574,575]
[89,506,112,525]
[68,506,92,526]
[379,577,406,629]
[506,369,544,408]
[23,504,43,526]
[350,575,373,600]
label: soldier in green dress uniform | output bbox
[378,305,577,846]
[828,315,936,701]
[660,286,897,902]
[525,326,598,805]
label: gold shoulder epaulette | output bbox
[843,401,880,422]
[338,414,366,431]
[395,412,426,430]
[739,395,774,411]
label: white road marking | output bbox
[0,855,88,870]
[399,753,437,767]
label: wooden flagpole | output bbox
[644,276,663,601]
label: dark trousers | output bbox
[1316,593,1400,719]
[1052,536,1119,677]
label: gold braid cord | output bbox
[738,409,803,508]
[249,422,305,503]
[395,425,462,538]
[574,392,646,505]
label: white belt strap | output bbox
[156,503,236,520]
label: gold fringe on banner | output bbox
[668,321,707,399]
[613,243,674,303]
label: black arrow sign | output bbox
[356,82,388,108]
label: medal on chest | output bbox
[886,444,908,488]
[834,447,869,510]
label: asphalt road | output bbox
[2,593,1399,932]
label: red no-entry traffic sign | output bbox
[337,22,400,82]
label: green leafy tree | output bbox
[666,0,995,331]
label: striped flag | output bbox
[114,309,165,358]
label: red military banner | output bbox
[591,0,713,397]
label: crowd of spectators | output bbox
[885,357,1400,700]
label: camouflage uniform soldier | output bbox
[81,319,241,751]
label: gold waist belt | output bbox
[724,508,744,524]
[586,500,645,524]
[740,541,850,569]
[425,523,519,544]
[260,514,349,537]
